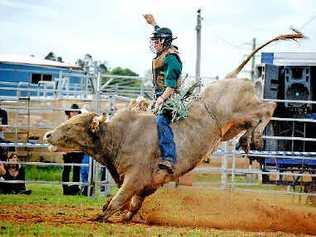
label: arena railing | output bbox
[2,75,316,198]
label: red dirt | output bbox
[1,187,316,235]
[140,187,316,235]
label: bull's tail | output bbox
[225,30,305,79]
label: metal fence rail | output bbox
[1,75,316,198]
[0,160,111,194]
[264,98,316,105]
[0,142,48,148]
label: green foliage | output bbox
[75,54,108,74]
[157,81,200,122]
[44,52,63,62]
[25,166,61,181]
[75,58,85,68]
[44,52,56,60]
[101,67,141,89]
[109,67,138,77]
[98,63,108,73]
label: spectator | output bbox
[0,152,31,194]
[0,107,8,161]
[62,104,84,195]
[0,107,8,139]
[0,106,15,162]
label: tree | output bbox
[75,54,108,74]
[45,52,57,61]
[75,58,85,68]
[101,67,140,89]
[45,52,63,62]
[99,63,108,74]
[57,56,63,63]
[109,67,138,77]
[75,54,140,90]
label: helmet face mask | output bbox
[150,27,174,54]
[150,37,165,54]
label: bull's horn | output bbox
[90,115,106,133]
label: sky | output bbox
[1,0,316,79]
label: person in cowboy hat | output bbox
[64,103,81,118]
[62,103,84,195]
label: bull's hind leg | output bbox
[239,121,260,153]
[239,101,276,152]
[222,115,260,152]
[251,102,276,149]
[222,101,276,153]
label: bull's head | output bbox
[43,112,107,154]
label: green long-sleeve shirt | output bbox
[164,54,182,89]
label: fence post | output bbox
[221,142,228,189]
[231,140,236,188]
[87,71,102,197]
[87,156,94,197]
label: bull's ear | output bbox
[90,115,107,133]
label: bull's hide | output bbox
[44,31,303,222]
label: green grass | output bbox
[0,221,272,237]
[25,166,62,181]
[0,188,228,237]
[0,184,108,206]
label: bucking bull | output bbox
[44,31,304,222]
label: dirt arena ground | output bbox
[1,186,316,236]
[142,187,316,235]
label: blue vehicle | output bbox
[252,52,316,187]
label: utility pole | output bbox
[195,9,202,92]
[250,37,256,81]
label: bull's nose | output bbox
[43,131,52,142]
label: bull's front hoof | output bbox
[133,213,147,224]
[121,211,135,223]
[92,214,107,222]
[102,198,112,212]
[121,212,147,224]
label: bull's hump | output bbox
[111,110,155,129]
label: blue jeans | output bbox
[80,154,90,183]
[156,114,176,163]
[80,154,90,196]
